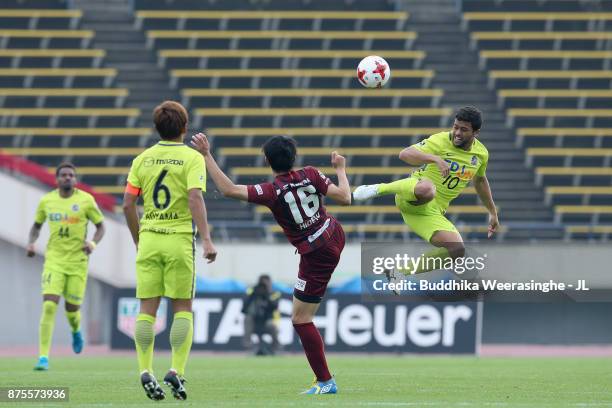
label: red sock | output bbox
[293,322,332,382]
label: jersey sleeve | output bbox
[186,153,206,192]
[86,195,104,224]
[306,166,331,195]
[247,182,276,207]
[126,155,142,195]
[476,152,489,177]
[34,196,46,224]
[412,132,446,156]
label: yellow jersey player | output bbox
[353,106,499,280]
[27,162,105,371]
[122,101,217,401]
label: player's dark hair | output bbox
[262,136,297,173]
[153,100,188,140]
[55,162,76,177]
[455,106,483,132]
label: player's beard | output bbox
[60,182,74,193]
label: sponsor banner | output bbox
[111,290,481,354]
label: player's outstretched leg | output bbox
[35,298,58,371]
[395,231,465,277]
[354,177,434,206]
[140,371,165,401]
[292,298,337,395]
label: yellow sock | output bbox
[399,247,451,275]
[378,178,417,202]
[170,311,193,376]
[134,313,155,373]
[65,310,81,333]
[39,300,58,357]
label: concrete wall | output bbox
[0,237,114,346]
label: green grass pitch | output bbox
[0,355,610,407]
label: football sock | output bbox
[135,313,155,373]
[39,300,58,357]
[378,178,417,202]
[399,247,452,275]
[293,322,332,382]
[170,311,193,376]
[65,310,81,333]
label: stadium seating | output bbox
[133,6,473,234]
[461,3,612,236]
[0,6,135,190]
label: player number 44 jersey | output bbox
[34,189,104,263]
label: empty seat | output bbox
[0,29,93,49]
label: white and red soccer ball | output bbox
[356,55,391,88]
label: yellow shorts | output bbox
[41,261,88,305]
[393,178,459,242]
[136,231,196,299]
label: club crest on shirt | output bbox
[471,156,478,166]
[72,204,79,212]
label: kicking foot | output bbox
[352,184,380,201]
[72,331,84,354]
[33,356,48,371]
[163,369,187,400]
[140,371,165,401]
[301,377,338,395]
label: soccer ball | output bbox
[356,55,391,88]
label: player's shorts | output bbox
[41,260,88,305]
[136,231,195,299]
[294,223,345,304]
[394,177,459,242]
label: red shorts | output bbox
[294,223,345,303]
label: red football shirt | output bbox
[247,166,338,254]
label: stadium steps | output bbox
[72,0,179,130]
[399,0,557,233]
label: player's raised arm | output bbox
[473,174,499,238]
[190,132,248,201]
[399,146,450,178]
[325,151,351,205]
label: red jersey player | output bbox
[190,133,350,395]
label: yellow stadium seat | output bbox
[517,128,612,147]
[464,12,612,21]
[172,68,432,78]
[0,108,139,117]
[221,146,411,156]
[207,127,445,137]
[0,9,82,18]
[555,206,612,223]
[0,127,150,136]
[3,147,143,156]
[148,30,415,40]
[161,49,424,59]
[137,10,408,20]
[256,205,488,215]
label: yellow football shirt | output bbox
[34,188,104,264]
[411,131,489,211]
[126,141,206,235]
